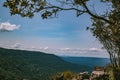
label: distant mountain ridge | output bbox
[0,47,90,80]
[61,56,110,68]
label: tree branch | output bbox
[81,0,113,24]
[44,6,86,12]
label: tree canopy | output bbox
[3,0,112,23]
[2,0,120,80]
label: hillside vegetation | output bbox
[0,48,90,80]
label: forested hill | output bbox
[0,48,90,80]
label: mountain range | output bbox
[0,48,90,80]
[61,56,110,69]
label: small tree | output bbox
[3,0,120,80]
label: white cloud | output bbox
[25,46,49,52]
[31,46,36,49]
[12,43,21,48]
[43,46,49,50]
[48,48,109,58]
[0,22,20,32]
[89,47,102,52]
[4,44,109,58]
[60,48,70,51]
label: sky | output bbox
[0,0,111,58]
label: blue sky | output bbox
[0,0,110,58]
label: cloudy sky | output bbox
[0,0,110,58]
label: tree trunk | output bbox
[113,68,120,80]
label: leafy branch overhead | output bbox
[3,0,112,24]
